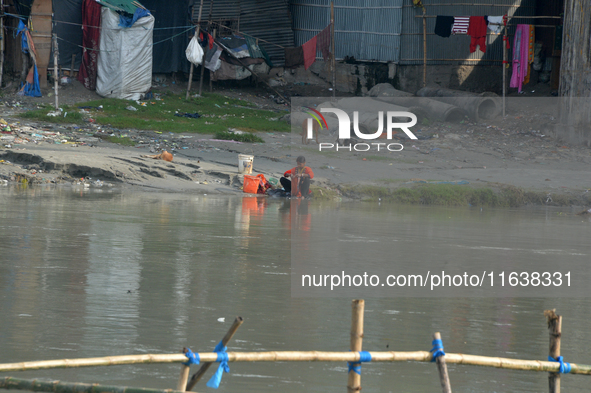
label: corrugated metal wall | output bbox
[400,0,537,65]
[290,0,403,62]
[192,0,294,67]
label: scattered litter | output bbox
[126,106,138,111]
[174,112,201,119]
[217,318,225,323]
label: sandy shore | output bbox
[1,122,590,206]
[1,84,590,206]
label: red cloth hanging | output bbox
[467,16,487,53]
[78,0,102,90]
[302,36,317,70]
[317,24,331,60]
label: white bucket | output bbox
[238,154,254,174]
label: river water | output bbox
[1,186,591,393]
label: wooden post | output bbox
[198,0,214,97]
[53,34,59,109]
[347,299,364,393]
[502,23,507,117]
[433,332,452,393]
[70,54,76,77]
[186,316,244,391]
[545,310,562,393]
[330,1,335,100]
[186,0,204,99]
[422,7,427,87]
[0,0,4,89]
[176,348,191,392]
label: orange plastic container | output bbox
[243,175,260,194]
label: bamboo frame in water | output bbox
[1,377,180,393]
[1,351,591,375]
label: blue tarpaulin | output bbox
[119,8,151,27]
[16,20,29,53]
[16,21,41,97]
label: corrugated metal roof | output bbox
[192,0,294,67]
[290,0,403,62]
[399,0,538,66]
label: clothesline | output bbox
[56,25,195,53]
[416,15,561,19]
[204,21,287,50]
[4,11,197,30]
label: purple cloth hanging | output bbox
[510,24,530,93]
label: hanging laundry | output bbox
[199,31,214,50]
[523,25,535,85]
[510,24,530,93]
[487,16,504,33]
[302,35,317,70]
[452,16,469,34]
[219,36,249,58]
[317,24,331,60]
[284,47,304,68]
[467,16,487,53]
[78,0,102,90]
[434,16,454,38]
[527,25,535,63]
[204,43,222,72]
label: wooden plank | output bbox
[30,0,53,88]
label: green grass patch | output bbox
[18,93,289,134]
[339,184,552,207]
[20,105,84,124]
[214,131,264,143]
[105,135,136,146]
[374,178,405,184]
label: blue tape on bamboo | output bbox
[206,341,230,389]
[430,339,445,362]
[183,348,200,366]
[548,356,571,374]
[347,351,372,375]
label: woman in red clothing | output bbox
[280,156,314,197]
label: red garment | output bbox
[467,16,487,53]
[302,36,317,70]
[284,166,314,196]
[78,0,102,90]
[200,31,214,50]
[317,24,331,60]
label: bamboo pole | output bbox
[53,34,59,110]
[422,7,427,87]
[209,29,216,93]
[502,23,507,117]
[198,0,214,97]
[0,0,4,89]
[330,1,335,100]
[175,348,191,392]
[347,300,364,393]
[185,316,244,391]
[186,0,204,99]
[70,54,75,77]
[433,332,452,393]
[2,351,591,375]
[545,310,562,393]
[1,377,181,393]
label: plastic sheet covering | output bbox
[96,8,154,100]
